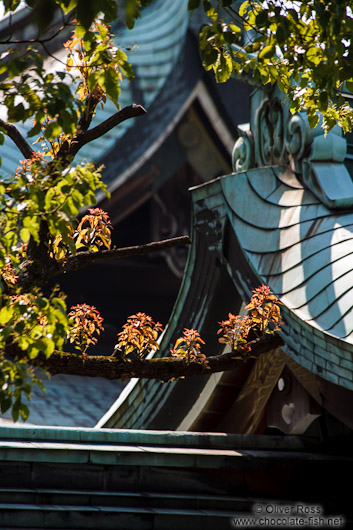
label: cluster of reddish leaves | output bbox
[218,314,252,352]
[115,312,163,359]
[245,285,283,333]
[218,285,284,360]
[74,208,112,252]
[1,262,18,286]
[66,286,283,363]
[15,152,46,175]
[67,303,104,355]
[51,208,113,262]
[170,328,206,365]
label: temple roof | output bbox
[0,374,124,427]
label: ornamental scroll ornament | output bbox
[255,93,287,167]
[232,85,353,209]
[232,123,254,172]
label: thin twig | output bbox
[0,15,73,45]
[40,41,68,67]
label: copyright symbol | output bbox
[254,505,263,514]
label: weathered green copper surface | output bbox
[0,424,308,449]
[233,86,353,208]
[221,166,353,389]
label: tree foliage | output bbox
[0,0,347,421]
[0,2,153,420]
[190,0,353,133]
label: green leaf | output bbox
[76,0,99,30]
[202,47,218,69]
[104,67,120,106]
[27,120,42,138]
[276,22,290,45]
[3,0,22,14]
[206,6,218,21]
[23,216,40,242]
[0,397,12,414]
[20,228,31,243]
[124,0,141,29]
[188,0,200,10]
[3,231,17,250]
[11,399,20,422]
[308,113,319,129]
[82,30,95,52]
[306,47,321,66]
[0,325,11,341]
[17,336,31,351]
[100,0,119,23]
[19,403,30,421]
[57,109,76,136]
[75,21,87,39]
[239,0,249,17]
[36,338,55,357]
[259,44,276,59]
[257,66,270,85]
[120,60,135,81]
[255,10,268,27]
[0,306,13,326]
[300,75,309,89]
[229,23,241,37]
[44,187,56,212]
[27,344,40,360]
[7,103,26,122]
[56,0,77,14]
[286,9,298,23]
[44,121,62,140]
[215,53,233,83]
[319,91,328,112]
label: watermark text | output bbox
[231,503,345,528]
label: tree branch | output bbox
[0,119,35,159]
[80,104,147,144]
[13,333,284,381]
[61,236,191,274]
[56,104,147,161]
[15,236,191,290]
